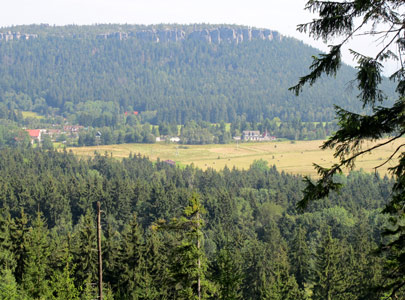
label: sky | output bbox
[0,0,398,73]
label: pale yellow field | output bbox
[21,111,44,119]
[67,138,405,177]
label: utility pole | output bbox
[197,209,201,300]
[97,201,103,300]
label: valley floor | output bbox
[67,137,405,177]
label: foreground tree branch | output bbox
[293,1,405,298]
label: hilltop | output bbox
[0,24,370,125]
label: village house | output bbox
[261,131,276,141]
[46,129,62,139]
[163,159,176,166]
[242,130,261,141]
[242,130,276,142]
[63,125,83,133]
[26,129,46,144]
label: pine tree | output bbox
[347,218,383,299]
[71,209,98,295]
[9,208,29,283]
[101,219,120,292]
[116,213,146,299]
[22,211,51,299]
[312,228,348,300]
[211,246,243,300]
[290,225,311,289]
[156,192,215,300]
[0,210,16,272]
[0,268,19,300]
[143,229,170,299]
[49,254,79,300]
[291,1,405,297]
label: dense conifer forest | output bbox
[0,23,400,299]
[2,24,391,146]
[0,147,393,299]
[0,24,370,125]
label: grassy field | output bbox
[67,138,405,177]
[21,111,45,119]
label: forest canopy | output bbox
[0,24,378,124]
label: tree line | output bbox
[0,25,376,126]
[0,146,395,299]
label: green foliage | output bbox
[211,247,243,300]
[0,269,20,300]
[0,211,15,272]
[9,209,29,284]
[312,228,349,300]
[41,135,53,150]
[116,213,147,299]
[22,212,51,299]
[49,255,79,300]
[290,226,311,289]
[0,147,395,298]
[292,1,405,298]
[71,210,98,287]
[0,25,367,126]
[158,193,215,299]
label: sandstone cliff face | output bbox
[0,31,38,41]
[96,27,281,44]
[0,26,281,44]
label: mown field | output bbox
[21,111,44,119]
[67,138,405,177]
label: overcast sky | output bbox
[0,0,398,73]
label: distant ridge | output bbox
[0,24,376,124]
[95,27,281,44]
[0,31,38,41]
[0,25,281,44]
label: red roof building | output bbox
[26,129,41,138]
[26,129,42,143]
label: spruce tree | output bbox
[22,211,51,299]
[241,240,272,300]
[312,228,348,300]
[290,225,311,289]
[211,247,243,300]
[71,209,98,296]
[101,219,120,293]
[347,218,383,299]
[49,254,79,300]
[143,229,169,299]
[156,192,215,300]
[291,1,405,297]
[116,213,147,299]
[0,268,19,300]
[0,210,16,272]
[9,208,29,283]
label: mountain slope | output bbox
[0,24,373,123]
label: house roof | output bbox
[163,160,176,166]
[242,130,260,135]
[26,129,41,138]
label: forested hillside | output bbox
[0,24,369,124]
[0,23,398,299]
[0,147,392,299]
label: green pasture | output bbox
[21,111,44,119]
[67,138,405,177]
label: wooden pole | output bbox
[197,210,201,300]
[97,201,103,300]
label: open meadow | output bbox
[67,138,405,177]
